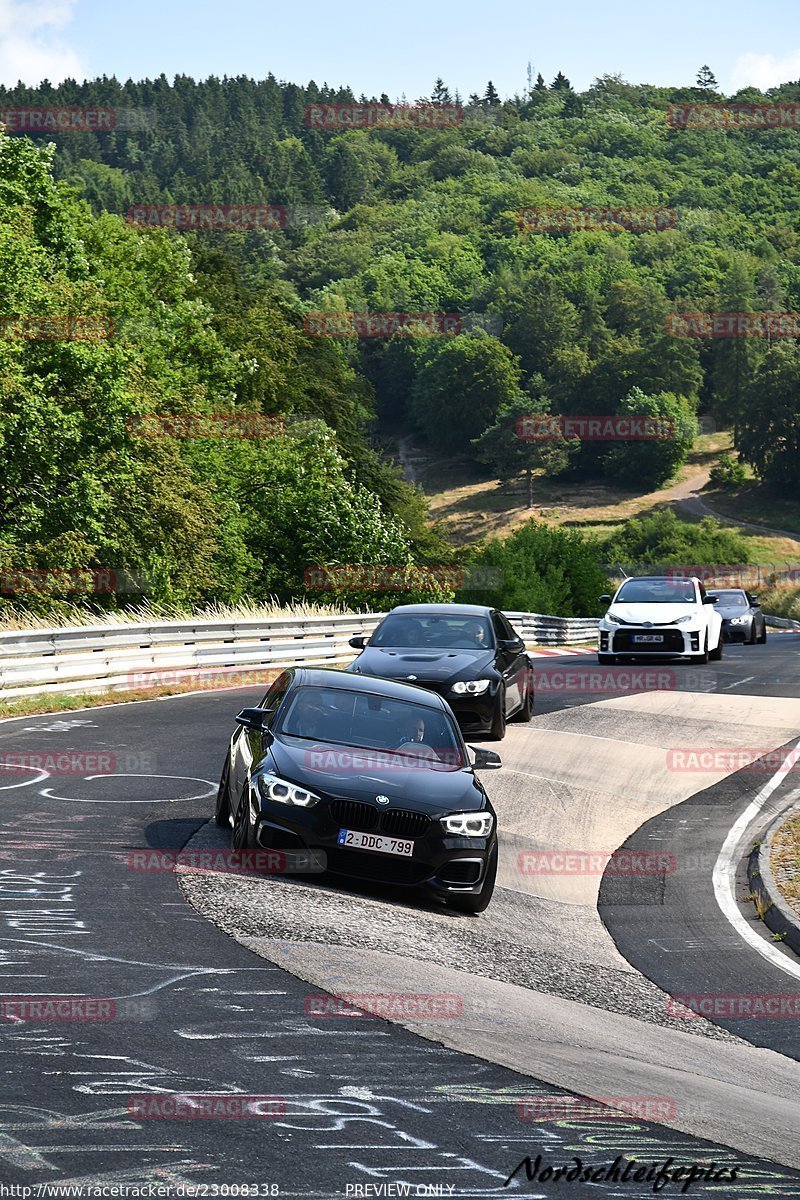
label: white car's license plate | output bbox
[632,634,664,643]
[337,828,414,857]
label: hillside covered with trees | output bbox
[1,68,799,615]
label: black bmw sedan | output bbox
[346,604,533,740]
[706,589,767,644]
[215,667,501,913]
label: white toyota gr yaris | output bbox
[597,575,724,665]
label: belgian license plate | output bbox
[337,828,414,857]
[632,634,664,644]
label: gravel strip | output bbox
[178,819,743,1044]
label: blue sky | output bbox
[2,0,800,97]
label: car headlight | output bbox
[450,679,491,696]
[729,617,747,625]
[605,614,626,625]
[257,773,320,808]
[672,616,695,625]
[440,812,494,837]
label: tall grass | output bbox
[0,597,358,632]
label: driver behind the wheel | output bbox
[291,695,325,739]
[462,620,488,648]
[396,714,438,761]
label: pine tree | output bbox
[484,80,500,106]
[431,78,453,105]
[535,73,546,91]
[551,71,572,91]
[696,65,718,90]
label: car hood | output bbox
[714,604,751,617]
[263,736,487,814]
[351,646,496,686]
[607,603,701,625]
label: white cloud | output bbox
[731,50,800,92]
[0,0,86,86]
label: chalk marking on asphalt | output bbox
[511,728,657,748]
[0,937,282,978]
[39,773,216,803]
[0,764,50,790]
[722,676,755,690]
[712,736,800,983]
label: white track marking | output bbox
[712,736,800,982]
[722,676,755,690]
[39,773,215,803]
[0,764,49,790]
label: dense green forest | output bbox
[1,70,799,616]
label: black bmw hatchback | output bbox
[215,667,501,913]
[346,604,533,740]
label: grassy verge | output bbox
[770,811,800,918]
[0,598,357,632]
[758,586,800,621]
[0,672,287,720]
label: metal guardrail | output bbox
[0,611,598,699]
[765,615,800,630]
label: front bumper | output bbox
[599,625,702,657]
[721,619,752,643]
[252,791,495,896]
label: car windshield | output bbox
[368,614,492,650]
[709,591,748,608]
[277,686,465,767]
[615,580,697,604]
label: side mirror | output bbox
[750,596,760,605]
[235,708,268,731]
[703,595,718,604]
[348,635,368,650]
[599,595,612,604]
[499,637,525,653]
[471,747,502,770]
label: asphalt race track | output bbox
[1,635,800,1197]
